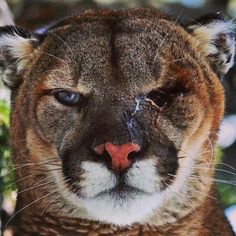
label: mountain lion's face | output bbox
[1,9,235,226]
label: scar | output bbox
[127,95,146,129]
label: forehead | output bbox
[36,10,196,92]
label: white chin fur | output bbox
[79,161,117,198]
[48,134,208,226]
[74,159,163,226]
[79,191,163,226]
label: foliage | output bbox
[0,100,15,201]
[217,181,236,207]
[215,148,236,207]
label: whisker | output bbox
[17,177,54,194]
[188,175,236,186]
[47,32,76,59]
[170,172,236,188]
[159,10,183,48]
[195,166,236,177]
[4,159,61,168]
[6,173,36,187]
[206,137,214,171]
[165,182,199,217]
[35,168,63,172]
[55,180,81,217]
[184,186,217,200]
[178,164,236,176]
[1,161,61,174]
[19,51,71,68]
[154,9,183,63]
[217,162,236,171]
[39,52,70,67]
[40,178,71,215]
[4,189,58,229]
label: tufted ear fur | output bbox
[188,13,235,79]
[0,26,41,88]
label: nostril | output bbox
[104,142,141,171]
[92,143,105,155]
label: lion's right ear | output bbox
[0,26,41,88]
[187,13,235,80]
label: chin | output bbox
[78,189,163,226]
[60,160,165,226]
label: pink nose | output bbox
[104,142,141,171]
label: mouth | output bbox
[62,159,162,200]
[63,159,165,199]
[58,160,167,225]
[97,182,146,197]
[66,175,147,199]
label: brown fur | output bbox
[0,8,235,235]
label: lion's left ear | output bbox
[188,13,235,79]
[0,26,41,88]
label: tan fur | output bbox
[1,8,235,235]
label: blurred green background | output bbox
[0,0,236,232]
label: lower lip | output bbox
[66,177,147,198]
[97,184,146,197]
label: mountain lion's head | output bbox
[0,9,235,227]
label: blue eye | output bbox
[53,90,80,106]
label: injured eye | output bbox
[146,89,169,108]
[53,90,81,106]
[146,85,188,108]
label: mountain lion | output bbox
[0,8,235,236]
